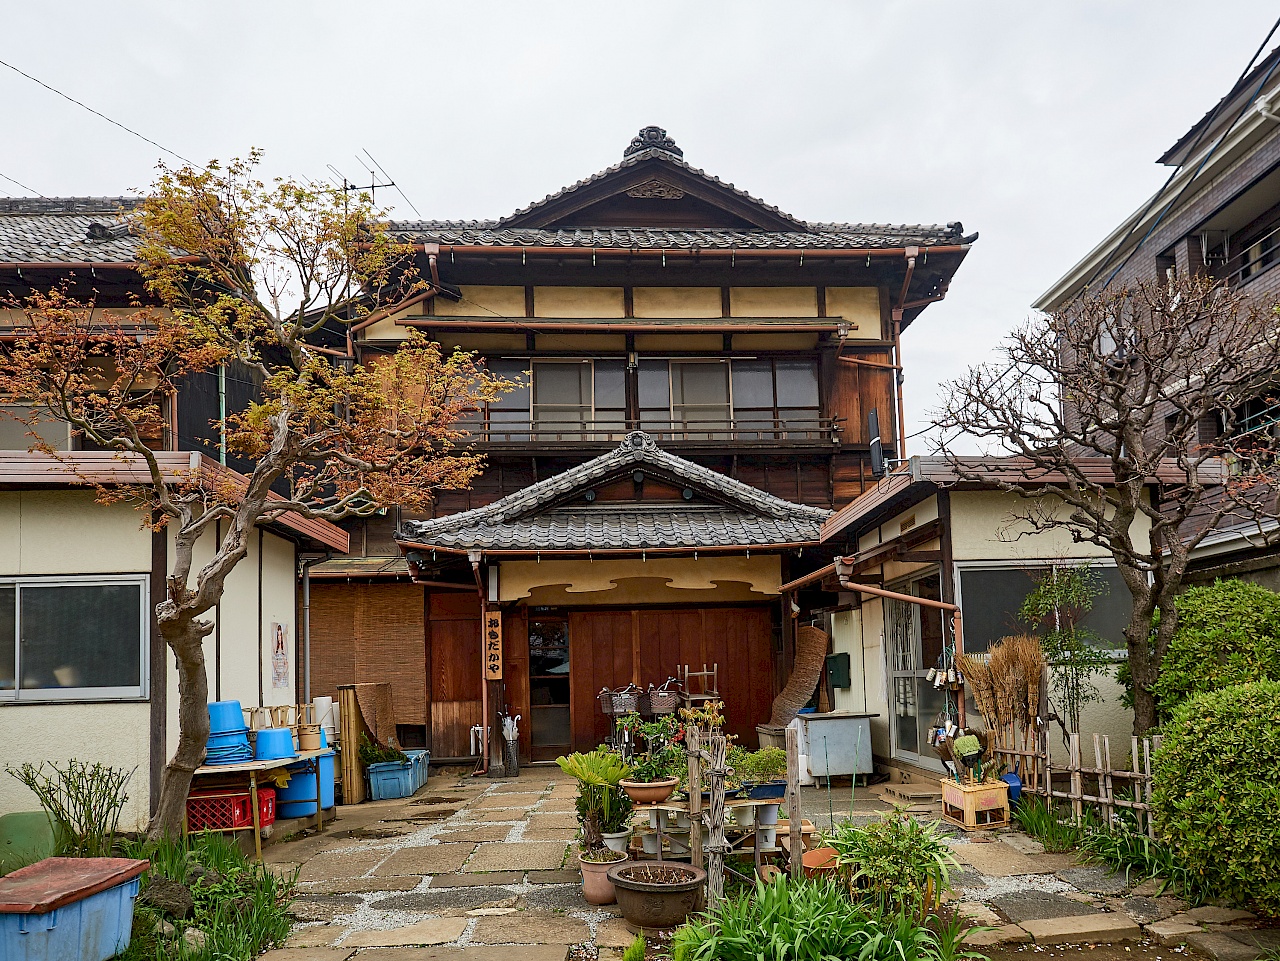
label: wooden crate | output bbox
[939,778,1009,831]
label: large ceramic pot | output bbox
[801,846,839,879]
[580,852,626,905]
[607,861,707,931]
[619,777,679,805]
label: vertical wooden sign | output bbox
[484,611,503,680]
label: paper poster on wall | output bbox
[271,622,290,689]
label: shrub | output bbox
[1153,579,1280,715]
[821,811,958,919]
[6,759,134,858]
[670,876,978,961]
[1151,680,1280,917]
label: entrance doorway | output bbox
[528,615,571,761]
[884,570,946,771]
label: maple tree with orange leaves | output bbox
[0,154,512,836]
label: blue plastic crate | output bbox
[0,875,141,961]
[405,750,430,792]
[367,759,414,800]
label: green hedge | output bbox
[1151,680,1280,916]
[1152,579,1280,714]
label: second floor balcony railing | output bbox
[1223,220,1280,287]
[456,414,842,446]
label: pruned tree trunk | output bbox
[148,616,214,839]
[769,625,829,727]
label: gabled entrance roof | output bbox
[397,431,831,556]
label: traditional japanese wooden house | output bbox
[307,127,976,764]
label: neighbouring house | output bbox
[1034,44,1280,591]
[0,197,348,828]
[814,457,1182,777]
[307,126,976,763]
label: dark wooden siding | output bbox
[428,592,483,758]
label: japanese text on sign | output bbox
[484,611,503,680]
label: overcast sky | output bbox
[3,2,1277,450]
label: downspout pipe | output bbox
[470,553,488,775]
[891,246,919,462]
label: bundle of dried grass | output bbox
[971,635,1045,749]
[959,653,998,724]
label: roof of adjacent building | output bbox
[0,197,144,265]
[397,430,831,554]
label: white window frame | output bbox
[0,574,150,703]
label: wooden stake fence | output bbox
[990,730,1162,836]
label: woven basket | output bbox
[612,691,640,714]
[598,690,616,716]
[649,690,680,714]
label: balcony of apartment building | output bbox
[1175,162,1280,292]
[458,354,840,450]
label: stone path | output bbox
[260,769,1274,960]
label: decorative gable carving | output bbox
[625,180,686,200]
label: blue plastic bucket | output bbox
[254,728,296,761]
[208,700,246,734]
[278,751,335,819]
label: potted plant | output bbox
[618,715,682,805]
[743,747,788,800]
[607,861,707,932]
[556,749,633,904]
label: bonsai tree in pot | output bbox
[556,749,632,905]
[618,715,682,804]
[743,746,788,800]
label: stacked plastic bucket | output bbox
[205,701,253,765]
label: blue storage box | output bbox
[367,759,414,800]
[405,750,430,792]
[0,857,148,961]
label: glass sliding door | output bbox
[528,617,572,761]
[884,570,946,771]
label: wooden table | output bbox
[188,748,332,861]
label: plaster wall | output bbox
[950,490,1150,561]
[434,286,526,318]
[632,287,722,318]
[497,555,781,602]
[435,334,526,354]
[0,703,152,830]
[729,287,817,317]
[825,288,883,338]
[0,491,151,574]
[534,287,625,318]
[534,333,627,352]
[730,334,821,351]
[633,334,721,352]
[857,495,940,554]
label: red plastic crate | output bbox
[186,787,275,831]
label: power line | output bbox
[0,56,198,167]
[0,169,44,197]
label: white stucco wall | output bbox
[950,490,1152,562]
[0,490,301,831]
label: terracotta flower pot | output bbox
[580,853,626,905]
[608,861,707,931]
[619,776,678,804]
[801,846,839,878]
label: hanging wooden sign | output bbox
[484,611,503,680]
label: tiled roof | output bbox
[398,431,830,552]
[389,221,967,251]
[0,197,144,264]
[498,142,808,229]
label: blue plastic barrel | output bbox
[278,751,335,819]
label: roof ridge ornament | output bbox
[623,430,658,453]
[624,126,683,159]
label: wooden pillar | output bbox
[706,733,727,907]
[786,725,802,879]
[687,727,703,869]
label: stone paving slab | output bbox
[1020,913,1143,943]
[464,841,567,872]
[1115,895,1169,924]
[373,890,519,914]
[461,810,529,824]
[299,849,389,882]
[492,781,552,793]
[1055,865,1133,894]
[1185,930,1270,961]
[430,872,524,888]
[436,825,513,843]
[526,812,579,830]
[374,843,477,876]
[538,799,577,813]
[284,925,347,948]
[991,891,1101,923]
[1148,920,1205,945]
[350,948,568,961]
[343,917,469,947]
[526,869,581,885]
[521,827,579,842]
[472,794,543,809]
[471,912,591,944]
[298,876,420,894]
[951,840,1053,877]
[1179,907,1257,924]
[261,949,355,961]
[964,924,1031,946]
[521,883,610,914]
[593,918,638,949]
[290,893,364,921]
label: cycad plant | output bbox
[556,748,633,857]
